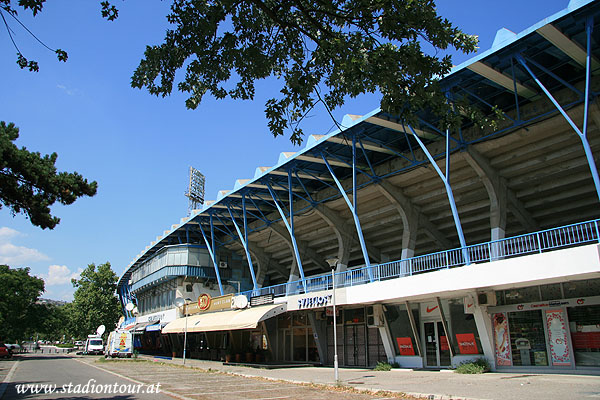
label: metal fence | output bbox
[241,219,600,299]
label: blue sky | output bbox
[0,0,569,300]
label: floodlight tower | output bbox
[185,166,206,215]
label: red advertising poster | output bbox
[493,312,512,366]
[545,309,572,366]
[396,337,415,356]
[439,335,449,351]
[456,333,479,354]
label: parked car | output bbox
[5,344,20,353]
[0,344,12,358]
[74,340,84,347]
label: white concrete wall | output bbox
[345,244,600,305]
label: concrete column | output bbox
[307,312,327,364]
[472,301,496,371]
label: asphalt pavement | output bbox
[0,353,172,399]
[127,355,600,400]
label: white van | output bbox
[105,330,133,358]
[84,336,104,355]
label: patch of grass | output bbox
[374,361,393,371]
[55,344,75,348]
[454,358,490,374]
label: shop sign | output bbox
[493,313,512,366]
[297,295,332,309]
[456,333,479,354]
[396,337,415,356]
[545,309,572,366]
[489,296,600,313]
[185,293,234,315]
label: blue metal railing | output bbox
[241,219,600,299]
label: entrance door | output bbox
[423,321,451,367]
[344,325,366,366]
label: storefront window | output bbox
[344,308,365,325]
[384,304,419,356]
[508,310,548,366]
[568,305,600,367]
[448,298,483,355]
[504,287,541,305]
[563,279,600,298]
[540,284,562,301]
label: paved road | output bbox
[75,357,414,400]
[1,353,172,399]
[2,354,417,400]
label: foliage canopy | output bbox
[0,265,45,342]
[2,0,480,144]
[131,0,479,144]
[0,122,98,229]
[70,262,121,339]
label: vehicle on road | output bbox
[74,340,84,347]
[84,337,104,355]
[0,343,12,358]
[105,330,133,358]
[5,344,20,353]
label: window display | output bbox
[568,305,600,367]
[508,310,548,366]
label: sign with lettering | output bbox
[456,333,479,354]
[297,295,332,309]
[185,293,234,315]
[396,337,415,356]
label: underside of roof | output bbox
[118,0,600,289]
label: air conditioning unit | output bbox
[219,261,228,268]
[366,305,384,327]
[477,291,497,307]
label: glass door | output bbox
[423,321,451,367]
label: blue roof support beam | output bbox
[321,140,374,281]
[515,17,600,203]
[227,196,258,290]
[199,217,224,295]
[407,124,470,265]
[266,177,307,292]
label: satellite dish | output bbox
[125,302,135,311]
[96,325,106,336]
[174,297,185,307]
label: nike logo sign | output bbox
[426,306,438,313]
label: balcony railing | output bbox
[241,219,600,299]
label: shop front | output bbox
[383,297,484,369]
[490,284,600,370]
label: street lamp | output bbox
[326,257,339,383]
[174,297,188,365]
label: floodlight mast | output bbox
[185,166,206,216]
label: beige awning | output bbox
[162,303,286,334]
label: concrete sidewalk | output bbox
[138,356,600,400]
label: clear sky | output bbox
[0,0,570,301]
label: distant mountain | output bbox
[37,298,68,306]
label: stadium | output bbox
[116,0,600,371]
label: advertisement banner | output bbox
[493,313,512,366]
[396,337,416,356]
[545,309,572,366]
[456,333,479,354]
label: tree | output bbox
[131,0,480,144]
[70,262,121,339]
[0,0,117,71]
[0,265,45,342]
[3,0,483,145]
[0,122,98,230]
